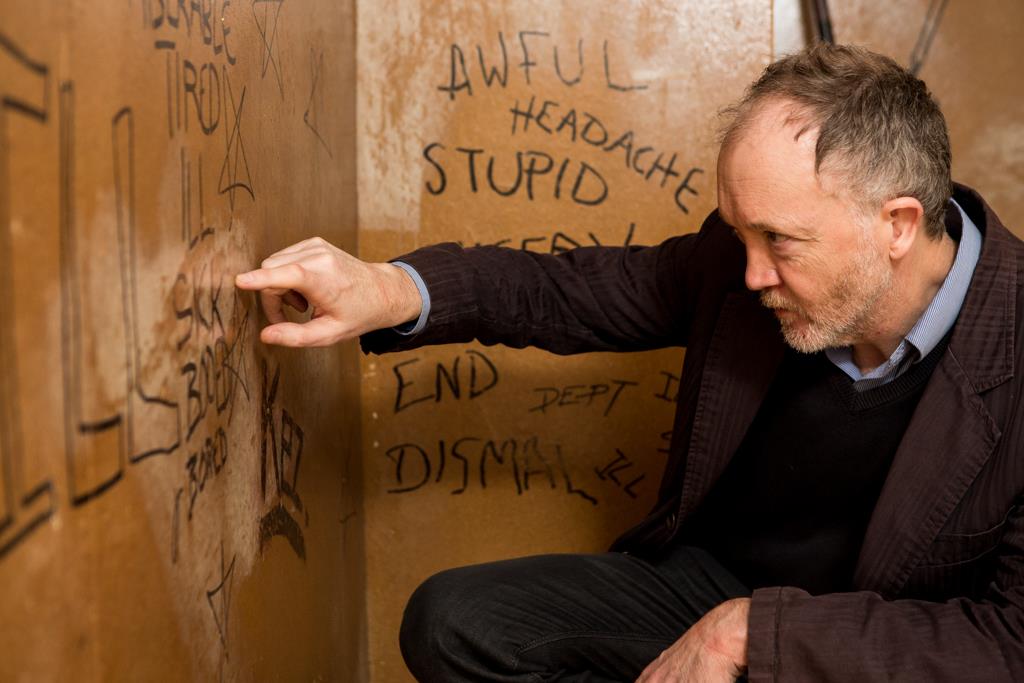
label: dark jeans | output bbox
[400,545,751,682]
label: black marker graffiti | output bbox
[112,107,183,464]
[180,146,216,249]
[653,370,680,404]
[186,427,229,520]
[144,0,236,65]
[252,0,285,96]
[422,142,609,207]
[171,487,183,564]
[594,448,645,499]
[61,97,183,509]
[392,349,499,414]
[456,222,636,252]
[258,503,305,560]
[1,27,262,566]
[0,33,49,121]
[657,430,672,457]
[303,47,332,158]
[60,82,128,505]
[258,359,308,560]
[206,541,237,657]
[218,68,254,228]
[529,379,637,417]
[383,435,597,505]
[506,97,704,215]
[437,32,646,100]
[0,33,56,561]
[161,49,223,137]
[1,36,199,560]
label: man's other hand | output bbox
[235,237,422,347]
[636,598,750,683]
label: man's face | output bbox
[717,100,891,353]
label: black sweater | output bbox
[682,335,950,594]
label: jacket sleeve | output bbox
[360,211,741,355]
[746,503,1024,682]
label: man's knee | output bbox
[400,568,452,656]
[400,565,483,677]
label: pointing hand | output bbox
[235,236,421,347]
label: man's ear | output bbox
[881,197,926,261]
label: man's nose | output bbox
[744,247,781,291]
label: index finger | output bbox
[235,263,309,292]
[236,264,315,323]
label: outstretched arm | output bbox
[236,211,743,354]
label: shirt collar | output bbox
[825,198,982,388]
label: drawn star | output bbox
[218,71,254,221]
[252,0,285,96]
[206,543,237,657]
[303,47,332,158]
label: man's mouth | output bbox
[760,291,806,323]
[772,307,803,324]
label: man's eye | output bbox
[765,231,790,244]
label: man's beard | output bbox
[760,248,891,353]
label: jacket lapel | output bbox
[854,191,1017,596]
[852,354,1002,595]
[678,292,785,521]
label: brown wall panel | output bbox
[357,2,771,680]
[0,2,364,681]
[828,1,1024,236]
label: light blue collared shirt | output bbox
[825,199,981,391]
[392,260,431,335]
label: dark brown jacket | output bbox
[362,184,1024,681]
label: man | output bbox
[235,44,1024,681]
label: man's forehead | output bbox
[731,99,820,157]
[717,100,837,215]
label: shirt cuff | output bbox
[391,261,430,335]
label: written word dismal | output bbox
[384,435,598,505]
